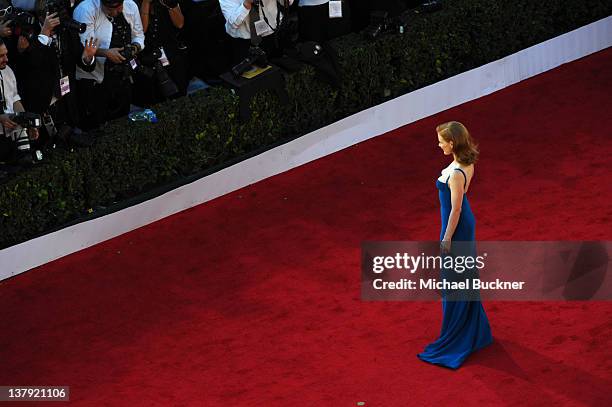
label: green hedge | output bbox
[1,0,610,248]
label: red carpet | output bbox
[1,48,611,406]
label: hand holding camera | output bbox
[41,12,61,37]
[0,19,11,37]
[120,43,141,59]
[0,113,18,130]
[105,47,127,63]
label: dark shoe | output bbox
[15,150,42,167]
[56,125,95,148]
[69,128,95,147]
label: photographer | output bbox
[219,0,294,64]
[297,1,351,43]
[0,1,13,39]
[0,0,22,59]
[15,0,98,146]
[0,38,39,164]
[73,0,144,129]
[133,0,186,106]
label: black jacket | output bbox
[16,27,96,114]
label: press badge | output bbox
[129,58,138,70]
[159,47,170,66]
[59,76,70,96]
[329,1,342,18]
[254,19,273,37]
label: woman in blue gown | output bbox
[417,121,493,369]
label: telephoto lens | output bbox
[12,128,31,155]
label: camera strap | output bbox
[52,35,64,79]
[248,3,263,46]
[257,1,281,35]
[50,34,72,97]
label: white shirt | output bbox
[73,0,145,83]
[219,0,294,40]
[0,65,21,136]
[298,0,328,6]
[0,66,21,114]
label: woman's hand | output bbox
[440,239,451,255]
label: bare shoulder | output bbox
[456,163,474,191]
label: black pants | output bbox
[298,2,352,43]
[0,134,13,162]
[183,0,232,78]
[76,73,132,130]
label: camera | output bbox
[136,47,179,98]
[119,43,140,60]
[104,13,178,98]
[7,112,43,164]
[46,0,87,33]
[108,44,179,98]
[231,46,268,77]
[10,112,42,128]
[6,10,37,41]
[104,18,139,79]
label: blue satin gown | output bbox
[417,168,493,369]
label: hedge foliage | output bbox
[1,0,610,248]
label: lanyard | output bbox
[54,35,64,79]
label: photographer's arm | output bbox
[73,2,110,65]
[146,0,184,30]
[220,0,252,28]
[40,12,60,37]
[164,0,184,30]
[0,20,12,38]
[128,1,145,51]
[0,114,17,130]
[95,47,125,63]
[140,0,151,32]
[77,37,98,71]
[13,100,24,114]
